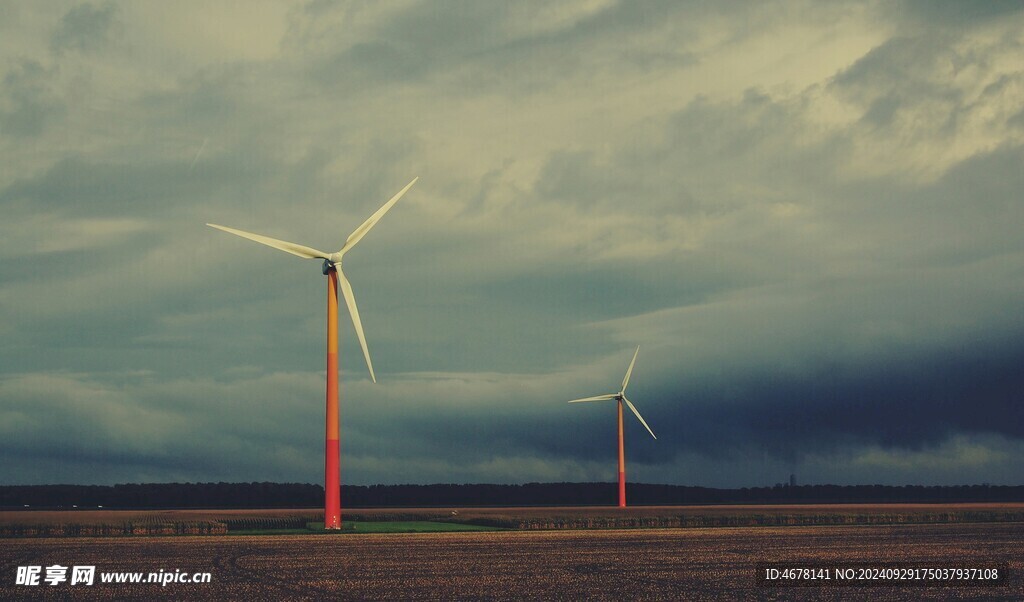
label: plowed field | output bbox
[2,522,1022,600]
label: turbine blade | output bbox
[568,394,618,403]
[206,224,330,259]
[621,346,640,393]
[339,177,418,257]
[624,397,656,439]
[336,267,376,383]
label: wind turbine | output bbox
[569,346,656,508]
[207,177,418,529]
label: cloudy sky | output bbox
[1,1,1022,488]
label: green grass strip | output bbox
[347,521,501,533]
[231,521,502,535]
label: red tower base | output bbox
[325,438,341,529]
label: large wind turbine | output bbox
[207,177,417,529]
[569,346,656,508]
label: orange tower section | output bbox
[617,398,626,508]
[324,268,341,529]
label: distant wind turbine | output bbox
[207,177,418,529]
[569,346,656,508]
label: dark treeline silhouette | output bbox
[0,483,323,509]
[3,482,1024,509]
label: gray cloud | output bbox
[50,2,120,55]
[2,156,244,217]
[892,1,1024,27]
[0,59,64,137]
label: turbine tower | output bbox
[207,177,417,529]
[569,346,656,508]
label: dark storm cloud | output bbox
[2,2,1023,487]
[441,242,1024,471]
[646,337,1024,461]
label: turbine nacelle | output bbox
[322,257,342,275]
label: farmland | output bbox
[1,522,1021,600]
[3,502,1024,536]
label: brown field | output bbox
[6,501,1021,521]
[3,503,1024,535]
[1,522,1021,600]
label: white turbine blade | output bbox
[206,224,330,259]
[621,345,640,393]
[338,177,418,257]
[568,394,617,403]
[336,267,376,383]
[623,397,656,439]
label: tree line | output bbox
[2,482,1023,509]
